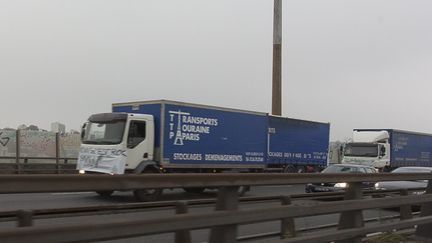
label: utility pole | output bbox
[272,0,282,116]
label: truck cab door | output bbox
[125,118,154,169]
[378,143,391,167]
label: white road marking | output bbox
[50,192,94,195]
[259,185,293,188]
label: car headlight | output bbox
[79,170,85,174]
[374,182,380,189]
[413,191,425,195]
[334,183,347,188]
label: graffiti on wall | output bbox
[0,131,16,157]
[20,131,56,157]
[0,130,81,159]
[0,132,10,146]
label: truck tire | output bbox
[133,167,163,202]
[283,165,297,173]
[296,166,306,173]
[134,188,162,201]
[382,166,392,172]
[183,187,206,194]
[96,190,114,197]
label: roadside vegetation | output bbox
[366,232,407,243]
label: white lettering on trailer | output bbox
[205,154,243,162]
[245,152,264,162]
[168,110,219,146]
[268,152,283,157]
[173,153,202,161]
[269,151,327,160]
[246,156,264,162]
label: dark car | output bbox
[305,164,377,193]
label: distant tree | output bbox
[17,124,27,130]
[26,125,39,131]
[2,128,15,131]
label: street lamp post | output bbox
[272,0,282,116]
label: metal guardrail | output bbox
[0,188,416,223]
[0,156,77,162]
[1,173,432,243]
[0,172,431,193]
[0,157,77,174]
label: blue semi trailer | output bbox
[343,129,432,170]
[77,100,330,200]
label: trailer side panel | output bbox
[162,103,268,166]
[391,130,432,167]
[268,116,329,167]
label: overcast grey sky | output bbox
[1,0,431,140]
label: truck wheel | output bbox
[382,166,392,172]
[134,167,163,202]
[134,188,162,201]
[296,166,306,173]
[96,190,114,197]
[183,187,206,194]
[283,165,296,173]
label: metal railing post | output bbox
[17,210,33,227]
[416,178,432,239]
[175,201,191,243]
[209,186,239,243]
[336,182,364,243]
[55,132,60,174]
[15,129,20,174]
[280,196,296,238]
[399,189,413,220]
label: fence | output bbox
[1,173,432,242]
[0,129,79,173]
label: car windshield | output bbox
[392,167,432,173]
[322,165,361,173]
[82,121,126,145]
[344,143,378,157]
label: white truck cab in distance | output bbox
[342,130,390,169]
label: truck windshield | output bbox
[82,121,126,145]
[344,143,378,157]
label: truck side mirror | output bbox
[80,122,88,140]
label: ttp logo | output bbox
[168,110,218,145]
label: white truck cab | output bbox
[342,130,390,169]
[77,113,155,175]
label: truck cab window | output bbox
[127,121,146,148]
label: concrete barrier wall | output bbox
[0,130,80,161]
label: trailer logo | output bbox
[169,110,218,145]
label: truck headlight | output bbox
[413,191,425,195]
[334,183,347,188]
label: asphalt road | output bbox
[0,185,399,242]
